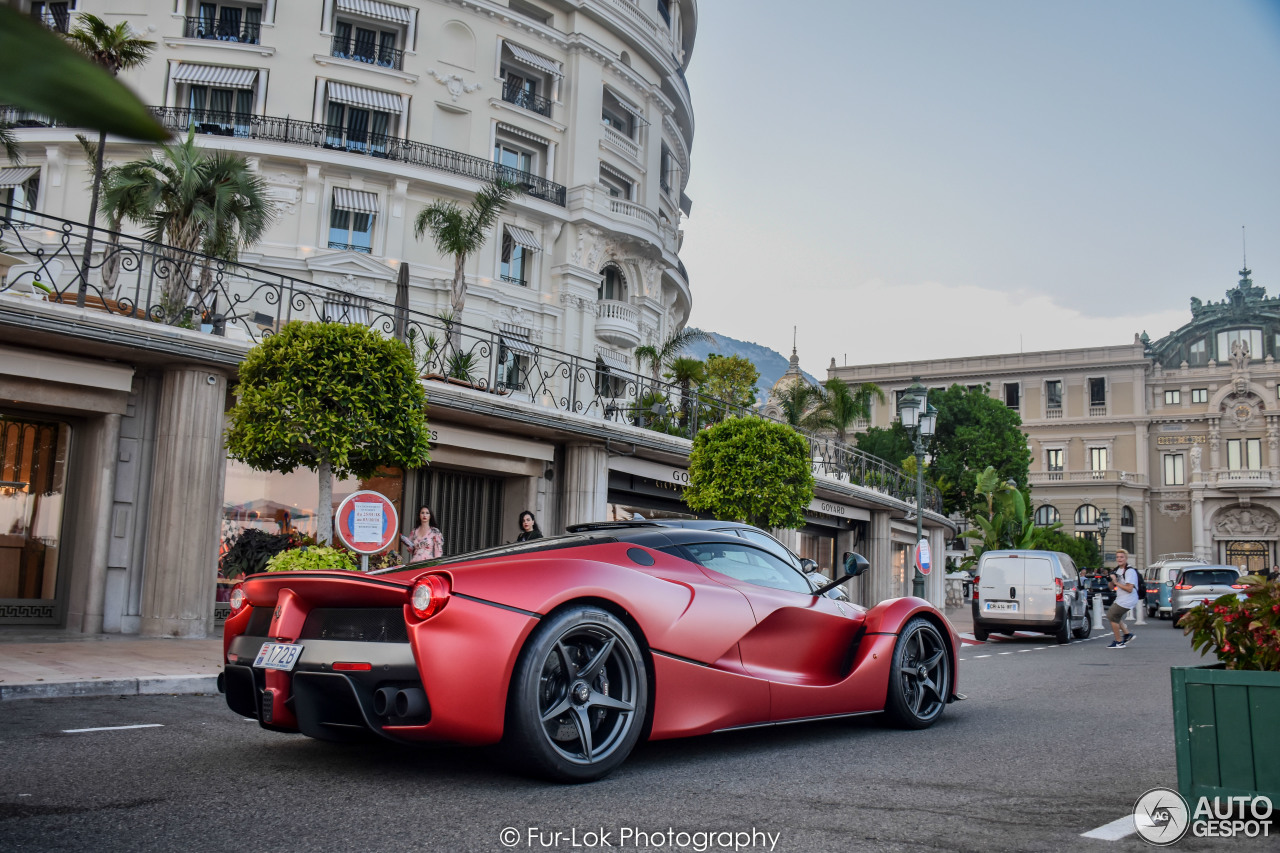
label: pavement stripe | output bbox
[1081,815,1136,840]
[62,724,165,734]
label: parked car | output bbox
[1082,571,1116,608]
[1170,566,1248,628]
[1143,554,1207,619]
[971,549,1091,644]
[223,522,960,782]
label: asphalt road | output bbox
[0,622,1272,853]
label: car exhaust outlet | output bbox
[373,686,399,717]
[394,687,428,718]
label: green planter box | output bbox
[1171,665,1280,804]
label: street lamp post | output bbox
[897,379,937,599]
[1097,509,1111,565]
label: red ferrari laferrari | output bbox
[221,522,961,782]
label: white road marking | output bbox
[1081,815,1136,840]
[62,724,164,734]
[974,654,991,658]
[1018,649,1031,652]
[998,652,1013,655]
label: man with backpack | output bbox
[1107,548,1141,648]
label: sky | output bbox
[679,0,1280,376]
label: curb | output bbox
[0,674,220,702]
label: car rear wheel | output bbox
[505,606,648,783]
[1072,607,1091,639]
[1054,613,1071,644]
[973,624,989,642]
[884,617,950,730]
[1171,611,1183,629]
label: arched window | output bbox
[1075,504,1099,526]
[1121,506,1135,527]
[599,264,626,301]
[1034,505,1060,526]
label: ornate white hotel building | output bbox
[0,1,956,636]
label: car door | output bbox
[678,540,865,721]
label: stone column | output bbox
[927,524,947,608]
[1208,417,1221,473]
[139,366,229,638]
[864,509,892,606]
[1190,490,1208,562]
[562,442,608,529]
[65,413,122,633]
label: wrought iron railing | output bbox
[330,34,405,71]
[0,205,941,512]
[500,274,526,286]
[182,15,262,44]
[33,8,71,33]
[327,240,370,253]
[0,105,568,208]
[501,79,553,118]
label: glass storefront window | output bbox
[0,415,69,623]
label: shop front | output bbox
[0,414,70,624]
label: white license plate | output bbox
[253,642,303,672]
[985,602,1018,612]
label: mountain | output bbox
[684,330,820,405]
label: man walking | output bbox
[1108,548,1140,648]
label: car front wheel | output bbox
[505,606,648,783]
[884,617,950,729]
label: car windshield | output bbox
[1180,570,1239,586]
[369,534,616,574]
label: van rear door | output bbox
[1021,555,1057,622]
[978,553,1026,618]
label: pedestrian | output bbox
[1271,564,1279,582]
[401,505,444,562]
[516,510,543,542]
[1107,548,1140,648]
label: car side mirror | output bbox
[799,558,819,573]
[813,552,869,596]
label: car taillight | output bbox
[1055,577,1064,602]
[972,576,979,599]
[409,574,451,620]
[1174,583,1192,590]
[229,584,247,614]
[1231,583,1247,589]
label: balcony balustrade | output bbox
[1029,470,1147,486]
[330,34,405,71]
[594,298,640,348]
[1089,405,1107,417]
[1213,470,1272,490]
[501,79,553,118]
[182,15,261,45]
[0,205,942,513]
[608,198,658,230]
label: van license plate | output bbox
[985,602,1017,612]
[253,642,303,672]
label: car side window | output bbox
[737,529,801,569]
[683,541,812,594]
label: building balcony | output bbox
[1029,470,1148,486]
[500,79,552,117]
[182,15,262,45]
[595,299,640,348]
[1212,470,1272,490]
[330,35,405,71]
[0,105,569,208]
[608,198,658,230]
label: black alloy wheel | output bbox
[884,617,950,729]
[506,606,648,782]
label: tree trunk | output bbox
[448,253,466,351]
[77,130,107,307]
[317,456,333,546]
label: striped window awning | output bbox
[505,42,562,78]
[0,166,39,189]
[504,225,542,252]
[171,63,258,88]
[595,347,631,371]
[327,81,404,114]
[608,91,650,127]
[499,325,537,356]
[335,0,413,24]
[332,188,380,214]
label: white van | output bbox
[971,549,1091,644]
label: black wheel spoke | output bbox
[920,676,942,702]
[922,648,945,671]
[540,695,572,724]
[913,630,925,661]
[570,706,594,761]
[579,637,615,682]
[554,641,578,679]
[588,690,633,713]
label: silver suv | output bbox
[1170,566,1246,627]
[971,549,1091,644]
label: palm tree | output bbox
[100,129,274,321]
[413,178,521,348]
[66,14,155,305]
[636,327,715,385]
[665,356,708,433]
[1,123,20,165]
[807,378,885,444]
[776,379,821,428]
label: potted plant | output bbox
[1171,575,1280,803]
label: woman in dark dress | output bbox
[516,510,543,542]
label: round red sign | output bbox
[334,490,399,554]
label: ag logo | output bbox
[1134,787,1190,845]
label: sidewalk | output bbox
[0,628,223,701]
[0,605,977,702]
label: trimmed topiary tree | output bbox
[684,417,814,529]
[225,321,431,546]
